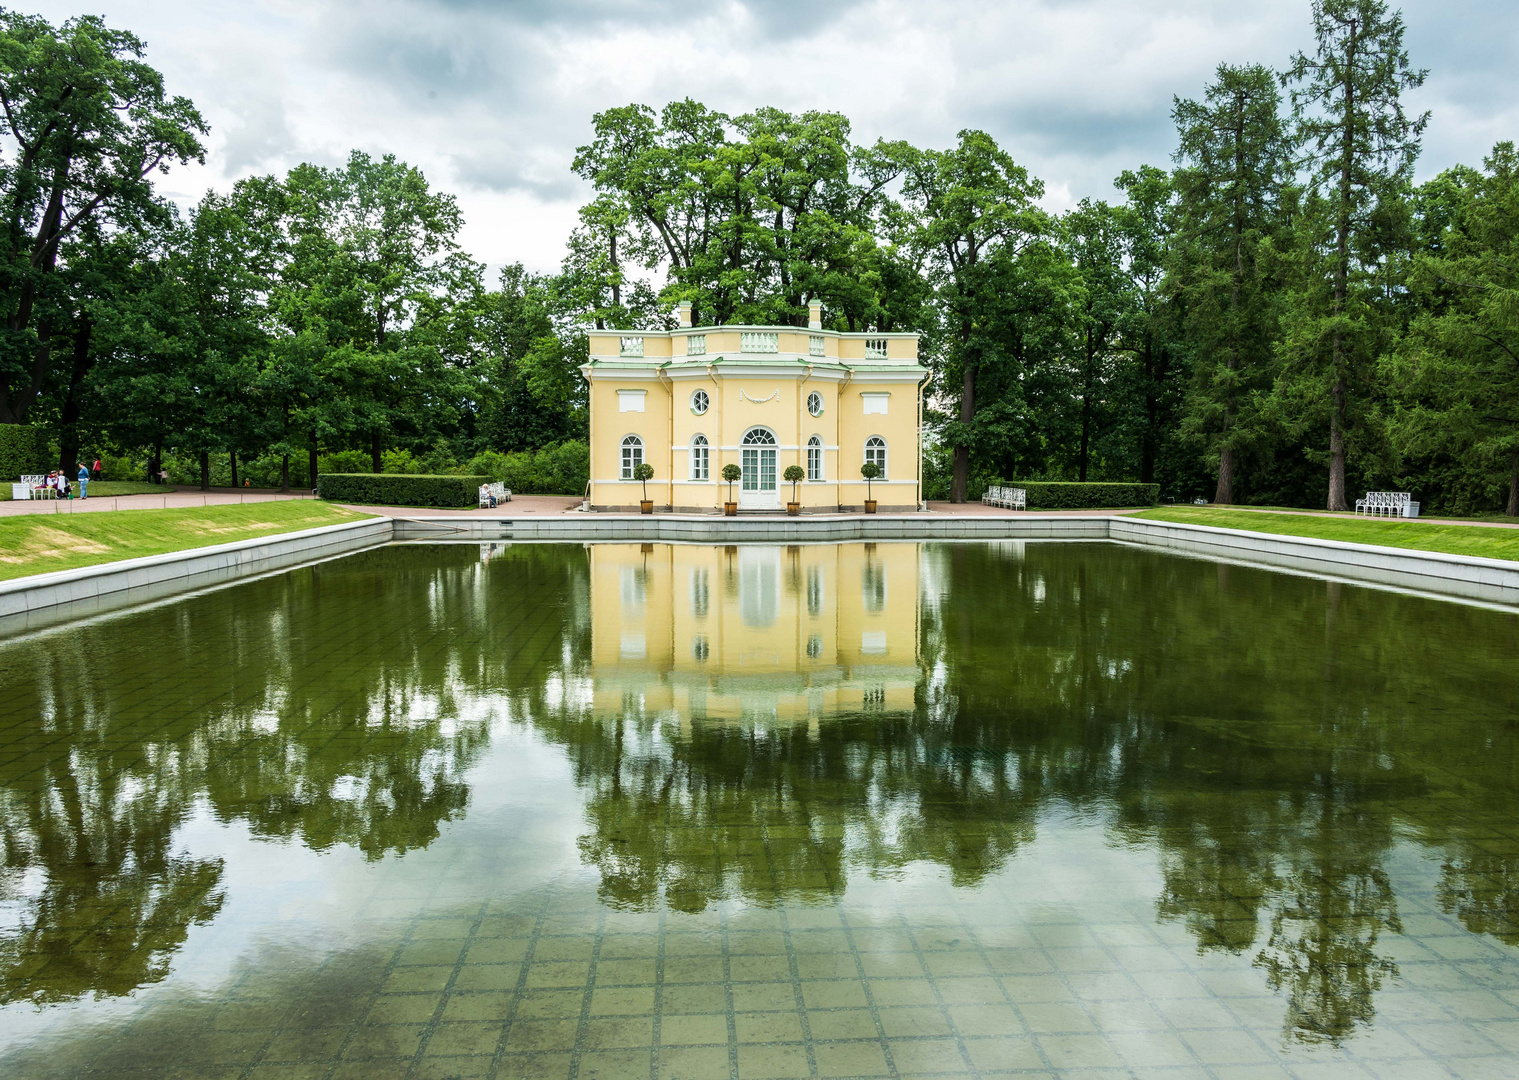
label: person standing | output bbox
[78,462,90,499]
[92,456,101,480]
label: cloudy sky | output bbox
[29,0,1519,274]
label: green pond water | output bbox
[0,540,1517,1080]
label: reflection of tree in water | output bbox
[916,544,1512,1045]
[3,537,1519,1047]
[559,709,1042,913]
[0,543,590,1004]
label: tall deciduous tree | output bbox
[0,11,204,425]
[1171,64,1293,504]
[901,130,1051,501]
[1281,0,1427,511]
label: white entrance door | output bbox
[739,428,779,509]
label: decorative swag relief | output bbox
[739,389,780,404]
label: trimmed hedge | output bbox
[317,473,494,508]
[0,425,50,481]
[996,481,1159,509]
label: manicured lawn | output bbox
[0,501,371,581]
[1134,506,1519,562]
[1,480,167,500]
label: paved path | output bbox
[9,487,1517,529]
[0,488,317,517]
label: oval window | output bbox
[691,389,709,415]
[807,391,823,417]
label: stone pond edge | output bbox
[4,512,1517,634]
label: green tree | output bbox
[1280,0,1427,511]
[1171,64,1294,504]
[900,130,1052,501]
[0,11,204,426]
[1388,145,1519,515]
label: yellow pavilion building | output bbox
[583,301,925,512]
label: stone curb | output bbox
[0,516,394,624]
[3,511,1517,635]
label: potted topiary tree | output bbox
[721,463,741,515]
[783,464,805,515]
[860,461,880,513]
[634,462,655,513]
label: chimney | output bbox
[677,300,692,328]
[807,299,822,330]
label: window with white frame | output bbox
[807,391,824,417]
[861,392,888,415]
[687,334,706,356]
[691,388,709,414]
[690,434,710,480]
[621,435,644,479]
[740,332,778,353]
[809,335,824,357]
[807,435,823,481]
[617,389,646,412]
[620,336,644,357]
[865,436,887,479]
[865,337,888,358]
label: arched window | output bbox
[741,428,776,445]
[621,435,643,480]
[691,388,709,415]
[864,436,887,479]
[690,434,709,480]
[807,391,824,417]
[807,435,823,481]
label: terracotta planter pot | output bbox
[787,502,800,516]
[639,500,653,515]
[864,500,878,514]
[724,502,738,516]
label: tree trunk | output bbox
[371,430,382,472]
[57,320,93,477]
[1508,447,1519,517]
[1215,447,1235,505]
[230,450,239,489]
[1327,372,1348,511]
[951,359,975,503]
[308,434,318,491]
[280,454,290,493]
[199,450,210,492]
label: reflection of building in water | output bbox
[589,543,921,724]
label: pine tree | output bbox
[1172,64,1293,504]
[1280,0,1427,511]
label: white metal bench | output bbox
[1355,491,1418,518]
[14,474,51,499]
[983,485,1026,510]
[478,482,511,508]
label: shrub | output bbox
[318,473,493,508]
[381,449,417,474]
[466,440,589,495]
[996,481,1159,509]
[321,449,370,474]
[0,425,50,480]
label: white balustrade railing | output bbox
[740,332,779,354]
[620,336,644,357]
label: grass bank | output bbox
[1135,507,1519,562]
[0,501,370,581]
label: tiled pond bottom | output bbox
[1,541,1518,1079]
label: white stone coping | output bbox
[0,516,393,622]
[5,510,1518,633]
